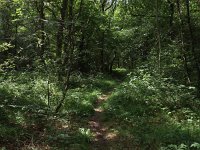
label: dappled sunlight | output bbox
[1,70,200,149]
[86,86,136,149]
[104,131,118,140]
[102,71,200,149]
[1,0,200,149]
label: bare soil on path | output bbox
[88,93,119,150]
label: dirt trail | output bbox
[88,93,118,150]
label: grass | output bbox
[1,69,199,149]
[0,70,120,149]
[102,71,200,149]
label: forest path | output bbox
[88,92,118,150]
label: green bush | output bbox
[103,69,200,148]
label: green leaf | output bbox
[191,142,200,149]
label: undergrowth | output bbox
[103,69,200,150]
[0,71,118,149]
[1,69,199,150]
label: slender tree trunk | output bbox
[55,67,71,113]
[168,0,175,39]
[55,0,74,113]
[36,0,46,62]
[100,1,106,72]
[185,0,200,95]
[56,0,68,57]
[77,0,87,72]
[109,51,116,73]
[14,7,18,54]
[183,54,191,84]
[56,0,68,81]
[101,32,105,72]
[117,58,120,68]
[177,0,191,84]
[156,0,161,74]
[47,75,50,107]
[168,0,174,28]
[78,31,87,72]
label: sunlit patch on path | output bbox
[88,93,119,149]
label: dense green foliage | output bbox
[0,0,200,149]
[0,72,119,149]
[104,69,200,149]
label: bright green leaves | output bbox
[0,42,13,52]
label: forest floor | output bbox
[1,70,200,150]
[87,87,136,149]
[0,70,130,150]
[87,92,137,150]
[88,92,118,150]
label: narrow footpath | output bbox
[88,92,118,150]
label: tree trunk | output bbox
[185,0,200,96]
[109,51,116,73]
[176,0,191,84]
[56,0,68,81]
[55,0,75,113]
[156,0,161,74]
[101,32,105,72]
[38,0,45,61]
